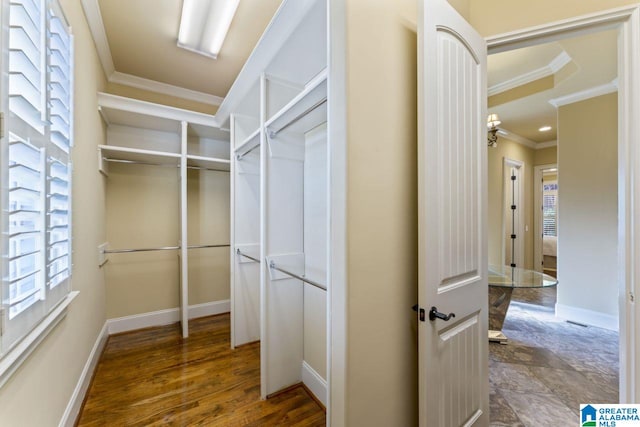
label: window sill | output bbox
[0,291,79,388]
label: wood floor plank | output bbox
[77,314,325,426]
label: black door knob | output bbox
[429,306,456,321]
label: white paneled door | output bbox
[418,0,489,425]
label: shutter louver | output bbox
[48,11,71,153]
[7,135,44,318]
[9,0,44,134]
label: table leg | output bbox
[488,286,513,343]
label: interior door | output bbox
[418,0,489,426]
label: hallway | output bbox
[490,288,618,426]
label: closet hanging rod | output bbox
[268,261,327,291]
[103,157,230,172]
[103,246,179,254]
[236,143,260,161]
[236,249,260,263]
[103,244,231,254]
[268,97,327,138]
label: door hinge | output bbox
[0,112,4,139]
[511,175,517,181]
[412,304,426,322]
[511,234,517,239]
[0,308,4,336]
[511,205,517,210]
[511,263,516,268]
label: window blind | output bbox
[1,0,72,354]
[542,182,557,237]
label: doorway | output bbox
[534,163,558,276]
[485,14,625,425]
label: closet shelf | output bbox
[98,92,217,130]
[98,145,181,167]
[186,154,231,171]
[234,128,261,160]
[265,69,327,137]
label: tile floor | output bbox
[489,287,619,426]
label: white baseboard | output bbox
[302,361,327,407]
[555,303,619,331]
[106,300,230,335]
[58,322,109,427]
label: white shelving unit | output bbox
[97,93,230,338]
[221,0,329,407]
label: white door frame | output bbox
[502,158,525,269]
[533,163,557,273]
[487,4,640,403]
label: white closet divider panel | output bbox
[264,253,305,394]
[264,145,305,395]
[179,121,189,338]
[231,114,262,348]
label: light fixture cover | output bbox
[178,0,241,59]
[487,113,501,128]
[539,126,552,132]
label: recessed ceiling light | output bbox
[539,126,552,132]
[178,0,240,59]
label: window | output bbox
[543,181,557,237]
[1,0,73,360]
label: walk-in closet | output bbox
[97,94,231,337]
[225,0,330,405]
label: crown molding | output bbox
[488,51,571,97]
[548,80,618,108]
[109,72,224,106]
[497,128,557,150]
[496,128,538,149]
[536,140,558,149]
[80,0,115,76]
[80,0,223,107]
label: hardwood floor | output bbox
[77,314,325,426]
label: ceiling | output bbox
[84,0,283,105]
[488,30,618,145]
[84,2,617,138]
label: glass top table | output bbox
[489,265,558,288]
[488,265,558,343]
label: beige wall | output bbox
[186,169,230,305]
[106,82,218,115]
[557,93,618,317]
[0,0,108,425]
[345,0,418,425]
[488,138,536,269]
[105,166,229,318]
[105,164,181,317]
[535,146,558,166]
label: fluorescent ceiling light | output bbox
[539,126,552,132]
[178,0,240,59]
